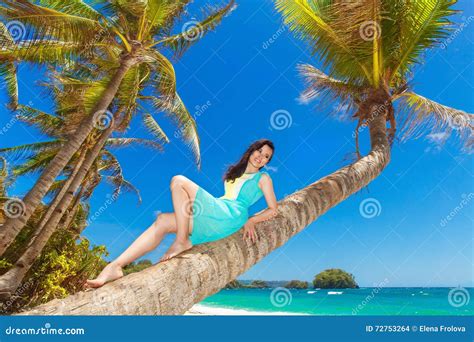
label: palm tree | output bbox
[0,0,236,255]
[0,157,11,225]
[0,91,165,297]
[18,0,473,315]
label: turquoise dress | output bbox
[189,170,269,245]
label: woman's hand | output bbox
[243,220,257,243]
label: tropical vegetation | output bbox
[2,0,473,315]
[313,269,358,289]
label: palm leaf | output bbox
[143,50,176,99]
[0,61,18,109]
[2,40,95,64]
[157,0,236,59]
[149,93,201,168]
[142,113,170,145]
[16,104,64,137]
[11,148,58,178]
[297,63,362,119]
[147,0,192,35]
[0,0,105,45]
[395,91,473,148]
[389,0,456,84]
[275,0,371,83]
[105,137,165,152]
[0,140,62,161]
[100,149,141,203]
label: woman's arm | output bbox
[243,174,278,242]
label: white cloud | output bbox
[425,132,449,152]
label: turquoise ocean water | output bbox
[200,288,474,315]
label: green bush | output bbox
[312,268,359,289]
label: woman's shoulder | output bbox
[258,170,271,182]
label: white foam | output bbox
[184,304,308,316]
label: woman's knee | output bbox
[154,213,176,233]
[170,175,188,190]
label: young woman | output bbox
[86,139,278,288]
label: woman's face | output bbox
[249,144,273,168]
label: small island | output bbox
[224,280,245,289]
[224,279,269,289]
[312,268,359,289]
[284,280,308,289]
[249,280,269,288]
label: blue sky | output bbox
[1,0,473,287]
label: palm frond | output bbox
[105,137,164,152]
[157,0,236,59]
[275,0,371,83]
[297,63,362,119]
[2,40,95,65]
[147,0,192,35]
[143,50,176,99]
[100,149,141,203]
[389,0,456,84]
[0,0,106,45]
[0,61,18,109]
[0,156,10,195]
[12,148,58,177]
[0,140,62,161]
[142,113,170,145]
[0,21,14,48]
[395,91,473,148]
[35,0,103,21]
[16,104,64,137]
[149,93,201,168]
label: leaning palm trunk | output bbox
[0,125,115,299]
[6,148,89,257]
[62,188,85,235]
[0,55,136,256]
[17,102,390,315]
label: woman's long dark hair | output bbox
[223,139,275,183]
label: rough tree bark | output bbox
[17,102,391,315]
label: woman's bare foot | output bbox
[85,262,124,288]
[160,240,193,262]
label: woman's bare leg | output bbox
[86,212,177,288]
[160,175,198,261]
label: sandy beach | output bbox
[184,304,308,316]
